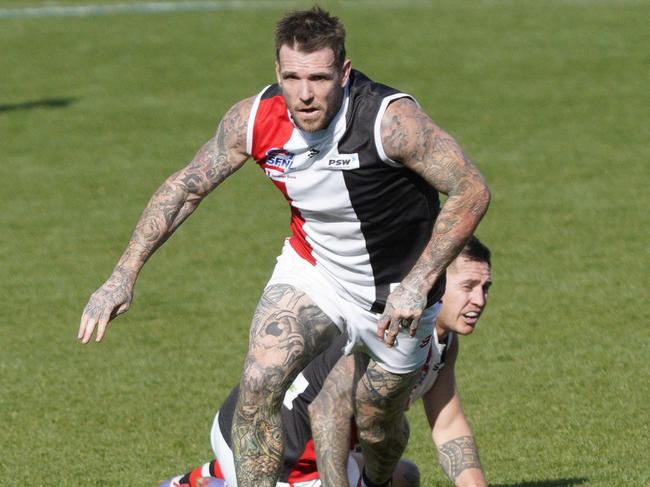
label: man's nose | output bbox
[471,288,486,308]
[299,80,313,102]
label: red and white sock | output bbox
[177,459,224,487]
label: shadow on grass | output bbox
[0,97,77,113]
[492,478,588,487]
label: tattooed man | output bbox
[160,237,492,487]
[78,7,489,487]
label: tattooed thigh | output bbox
[354,357,419,444]
[241,284,339,399]
[355,358,419,416]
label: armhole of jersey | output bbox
[374,93,419,168]
[246,86,269,156]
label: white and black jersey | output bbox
[247,70,445,313]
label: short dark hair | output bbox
[275,6,346,68]
[459,235,491,267]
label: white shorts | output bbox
[210,412,361,487]
[266,241,441,374]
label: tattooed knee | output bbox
[239,371,287,406]
[357,414,408,450]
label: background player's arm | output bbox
[78,97,254,344]
[377,98,490,344]
[422,340,487,487]
[309,354,356,487]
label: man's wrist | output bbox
[112,264,139,285]
[401,268,440,296]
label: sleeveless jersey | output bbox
[247,69,445,313]
[217,332,452,481]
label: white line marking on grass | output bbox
[0,0,432,20]
[0,1,299,19]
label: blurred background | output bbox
[1,0,648,485]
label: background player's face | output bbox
[276,44,351,133]
[437,257,492,336]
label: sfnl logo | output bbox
[262,148,295,176]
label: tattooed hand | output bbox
[78,267,134,343]
[376,283,427,347]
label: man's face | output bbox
[275,44,351,133]
[437,257,492,336]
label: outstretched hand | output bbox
[78,272,133,344]
[376,284,427,348]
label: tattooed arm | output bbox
[309,354,356,487]
[78,97,253,344]
[422,339,487,486]
[377,98,490,345]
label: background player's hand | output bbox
[78,272,134,344]
[376,284,427,347]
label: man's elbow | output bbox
[473,184,491,218]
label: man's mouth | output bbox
[299,107,318,114]
[462,311,480,325]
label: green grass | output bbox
[1,1,649,485]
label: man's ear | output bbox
[340,59,352,87]
[275,60,282,86]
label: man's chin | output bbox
[457,321,477,335]
[295,118,326,133]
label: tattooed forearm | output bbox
[310,356,355,487]
[437,436,482,482]
[381,98,490,294]
[115,98,252,277]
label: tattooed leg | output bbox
[232,284,339,487]
[310,355,355,487]
[353,355,419,486]
[437,436,482,483]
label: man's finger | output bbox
[95,311,112,343]
[408,315,421,337]
[385,319,401,348]
[376,313,391,341]
[77,314,87,340]
[80,316,98,344]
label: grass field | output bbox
[1,0,649,485]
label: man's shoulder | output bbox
[349,69,404,100]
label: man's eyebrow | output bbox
[280,69,334,77]
[459,278,481,285]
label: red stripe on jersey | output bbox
[252,95,294,162]
[287,438,320,483]
[271,178,316,266]
[252,93,315,265]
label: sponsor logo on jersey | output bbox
[264,148,295,173]
[307,147,320,158]
[324,152,360,170]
